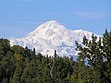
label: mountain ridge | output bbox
[10,21,98,57]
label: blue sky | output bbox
[0,0,111,39]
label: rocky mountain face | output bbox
[10,21,97,57]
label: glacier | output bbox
[10,21,98,57]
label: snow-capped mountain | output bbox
[10,21,97,57]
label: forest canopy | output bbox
[0,29,111,83]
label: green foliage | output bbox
[0,30,111,83]
[76,29,111,83]
[0,38,10,61]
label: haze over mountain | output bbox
[10,21,98,57]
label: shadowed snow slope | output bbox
[10,21,98,57]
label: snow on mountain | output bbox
[10,21,98,57]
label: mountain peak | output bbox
[36,20,65,30]
[10,20,99,57]
[28,20,66,36]
[45,20,58,24]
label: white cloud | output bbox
[71,11,105,19]
[0,21,44,24]
[14,22,43,24]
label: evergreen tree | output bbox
[33,48,36,64]
[54,50,57,58]
[0,39,10,60]
[76,30,111,82]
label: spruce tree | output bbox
[76,29,111,82]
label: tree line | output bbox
[0,29,111,83]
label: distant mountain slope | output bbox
[10,21,98,57]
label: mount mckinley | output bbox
[10,21,98,57]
